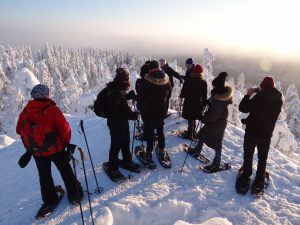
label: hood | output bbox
[144,70,169,86]
[213,85,233,102]
[260,88,282,102]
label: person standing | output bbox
[182,58,195,81]
[139,60,172,163]
[236,76,283,194]
[16,84,83,218]
[187,72,233,172]
[179,64,207,139]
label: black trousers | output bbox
[144,120,165,153]
[187,120,196,137]
[242,134,271,182]
[34,151,78,205]
[107,119,132,170]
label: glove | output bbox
[127,90,136,101]
[18,151,32,168]
[128,112,139,120]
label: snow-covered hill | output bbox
[0,113,299,225]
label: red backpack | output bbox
[20,105,57,153]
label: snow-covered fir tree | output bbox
[285,84,300,138]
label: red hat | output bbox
[193,64,203,74]
[260,76,274,89]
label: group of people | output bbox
[16,57,283,217]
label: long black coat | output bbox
[198,86,233,150]
[180,75,207,120]
[161,63,182,87]
[139,70,172,120]
[239,87,282,139]
[182,64,194,80]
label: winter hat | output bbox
[212,72,228,89]
[159,58,167,65]
[140,63,149,78]
[114,68,129,83]
[30,84,50,99]
[185,58,193,65]
[193,64,203,74]
[149,60,160,70]
[260,76,274,90]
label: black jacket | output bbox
[161,63,182,87]
[180,74,207,120]
[239,87,283,139]
[198,86,233,150]
[139,70,172,120]
[183,64,195,80]
[106,81,135,121]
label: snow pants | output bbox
[34,151,79,205]
[107,119,132,170]
[144,120,165,153]
[242,134,271,182]
[195,137,222,167]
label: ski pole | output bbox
[128,118,137,179]
[70,152,85,225]
[179,120,201,173]
[78,147,95,225]
[79,120,103,194]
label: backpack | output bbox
[94,86,114,118]
[21,105,57,153]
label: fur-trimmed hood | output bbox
[144,70,170,86]
[213,85,233,102]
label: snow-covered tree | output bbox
[236,73,246,94]
[284,84,300,138]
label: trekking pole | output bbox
[179,120,201,173]
[68,146,85,225]
[78,147,94,225]
[79,120,103,194]
[128,118,137,179]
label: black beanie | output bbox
[140,64,149,78]
[212,72,228,89]
[149,60,159,70]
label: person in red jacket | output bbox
[16,84,83,218]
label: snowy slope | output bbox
[0,114,300,225]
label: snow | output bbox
[0,135,15,148]
[0,114,300,225]
[13,67,39,90]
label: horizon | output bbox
[1,0,300,60]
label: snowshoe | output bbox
[155,147,172,168]
[134,146,157,169]
[173,130,196,141]
[102,162,127,182]
[35,185,65,219]
[181,143,210,164]
[118,159,144,173]
[235,168,251,195]
[199,163,231,173]
[251,172,270,197]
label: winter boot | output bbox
[235,168,251,195]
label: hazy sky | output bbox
[1,0,300,58]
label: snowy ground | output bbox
[0,113,300,225]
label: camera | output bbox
[253,87,261,93]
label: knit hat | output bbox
[159,58,167,65]
[149,60,160,70]
[260,76,275,90]
[30,84,50,99]
[212,72,228,89]
[185,58,193,65]
[193,64,203,74]
[114,68,129,83]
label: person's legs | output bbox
[120,120,132,162]
[34,156,58,205]
[107,119,122,170]
[255,138,271,182]
[187,120,195,137]
[155,120,165,149]
[144,120,155,155]
[51,151,80,198]
[212,147,222,167]
[242,134,257,178]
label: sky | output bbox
[1,0,300,59]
